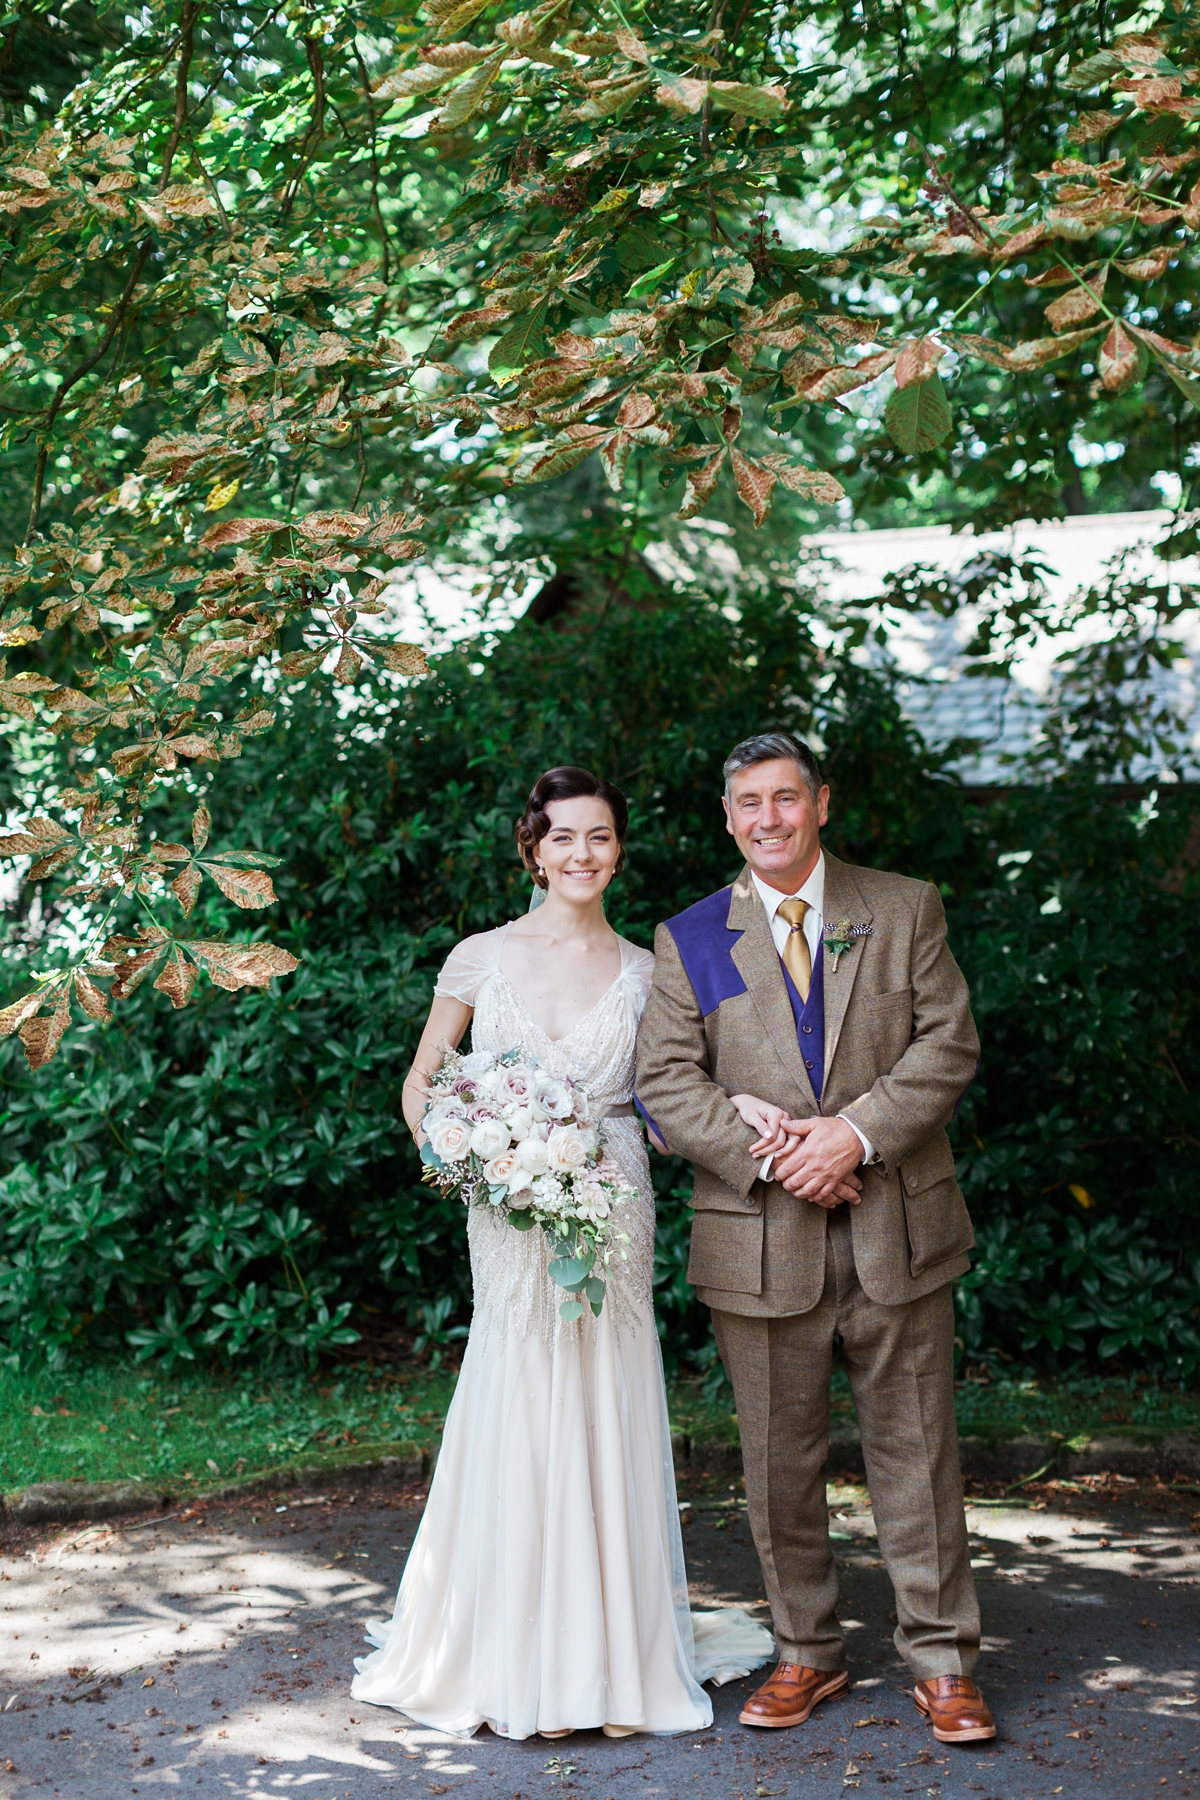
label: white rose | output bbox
[423,1097,466,1132]
[515,1135,549,1175]
[533,1074,573,1121]
[546,1123,589,1174]
[483,1149,520,1187]
[429,1115,471,1162]
[470,1117,511,1161]
[459,1050,496,1076]
[505,1164,535,1203]
[503,1105,535,1141]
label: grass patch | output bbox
[3,1359,1200,1494]
[668,1365,1200,1451]
[951,1369,1200,1439]
[0,1360,456,1494]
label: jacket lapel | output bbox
[821,850,873,1077]
[726,866,819,1112]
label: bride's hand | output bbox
[729,1093,791,1158]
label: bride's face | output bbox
[536,797,621,904]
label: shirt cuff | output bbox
[837,1113,878,1166]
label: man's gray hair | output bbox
[722,732,823,802]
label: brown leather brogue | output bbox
[739,1662,849,1729]
[913,1676,997,1743]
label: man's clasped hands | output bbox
[729,1094,865,1209]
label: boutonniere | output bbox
[823,918,872,970]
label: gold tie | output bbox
[777,897,812,1002]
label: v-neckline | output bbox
[494,966,625,1047]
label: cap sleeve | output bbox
[432,927,506,1008]
[618,939,656,1017]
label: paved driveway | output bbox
[0,1472,1197,1800]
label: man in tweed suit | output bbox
[635,733,994,1745]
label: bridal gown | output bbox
[351,923,773,1739]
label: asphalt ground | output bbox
[0,1468,1198,1800]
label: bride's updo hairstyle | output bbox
[515,766,629,890]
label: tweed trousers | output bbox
[711,1209,980,1679]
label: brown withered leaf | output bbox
[952,333,1014,369]
[296,510,369,541]
[109,932,171,999]
[678,448,727,519]
[153,948,199,1009]
[188,940,299,991]
[198,517,278,551]
[172,865,202,915]
[1023,263,1080,287]
[150,842,192,862]
[372,642,429,675]
[168,735,219,759]
[1099,321,1142,391]
[279,648,327,677]
[993,220,1047,259]
[0,817,71,856]
[1003,326,1104,369]
[19,985,71,1070]
[758,456,845,504]
[192,805,212,853]
[894,337,946,389]
[203,864,277,910]
[730,449,776,527]
[1066,110,1123,144]
[27,844,78,882]
[72,970,112,1023]
[797,352,897,402]
[1045,271,1107,330]
[1116,245,1174,279]
[333,643,364,683]
[0,988,51,1038]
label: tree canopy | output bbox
[0,0,1197,1062]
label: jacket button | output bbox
[805,1059,814,1070]
[802,1024,813,1035]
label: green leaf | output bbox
[627,259,677,299]
[419,1143,444,1169]
[583,1275,606,1304]
[507,1207,537,1229]
[488,302,550,379]
[548,1253,592,1290]
[559,1299,585,1321]
[883,372,953,454]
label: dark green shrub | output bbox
[0,585,1196,1375]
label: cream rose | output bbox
[546,1123,590,1174]
[429,1115,471,1162]
[459,1049,496,1076]
[502,1105,535,1141]
[483,1149,520,1187]
[470,1116,511,1161]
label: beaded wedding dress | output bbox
[351,922,772,1739]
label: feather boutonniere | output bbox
[823,918,872,970]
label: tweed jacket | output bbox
[634,851,980,1313]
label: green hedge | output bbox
[0,585,1196,1374]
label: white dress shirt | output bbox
[750,857,878,1166]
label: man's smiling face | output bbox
[723,757,830,894]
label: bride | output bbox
[350,764,773,1740]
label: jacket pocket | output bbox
[898,1134,974,1276]
[867,984,913,1055]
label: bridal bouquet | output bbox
[418,1046,632,1320]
